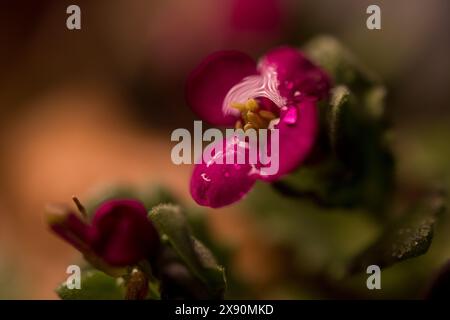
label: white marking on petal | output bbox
[222,66,285,116]
[201,173,211,181]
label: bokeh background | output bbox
[0,0,449,299]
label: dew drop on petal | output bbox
[283,107,298,125]
[201,173,211,182]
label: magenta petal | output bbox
[186,51,258,126]
[283,107,297,124]
[50,212,91,252]
[259,99,318,181]
[91,199,160,266]
[259,46,331,101]
[92,199,147,224]
[190,137,257,208]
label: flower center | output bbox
[231,98,277,131]
[222,66,285,118]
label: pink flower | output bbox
[49,199,160,267]
[186,47,331,208]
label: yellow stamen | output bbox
[259,110,276,120]
[241,111,248,122]
[232,98,278,131]
[231,102,246,111]
[247,111,264,128]
[246,98,259,111]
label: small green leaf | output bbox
[328,85,351,151]
[56,270,125,300]
[191,237,227,294]
[303,35,379,91]
[364,85,386,121]
[348,191,446,274]
[330,85,351,109]
[327,84,393,212]
[149,204,226,298]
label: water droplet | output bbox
[283,107,297,125]
[201,173,211,182]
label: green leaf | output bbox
[149,204,226,298]
[275,82,393,211]
[274,160,360,208]
[276,85,376,207]
[303,35,379,91]
[364,85,386,121]
[56,270,125,300]
[326,84,393,212]
[328,85,351,152]
[348,191,446,274]
[301,36,394,212]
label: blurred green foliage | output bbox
[57,269,125,300]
